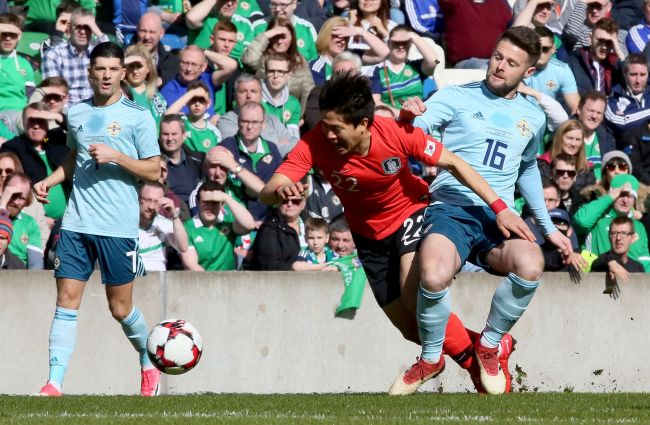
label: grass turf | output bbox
[2,394,650,424]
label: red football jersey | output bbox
[277,116,443,240]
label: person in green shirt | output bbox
[185,0,255,61]
[573,174,650,271]
[251,0,318,62]
[180,179,255,270]
[261,52,301,138]
[124,44,167,129]
[25,0,96,27]
[0,14,36,113]
[0,172,42,269]
[166,81,223,154]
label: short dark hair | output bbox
[90,42,124,67]
[198,180,225,199]
[552,152,577,168]
[160,113,184,129]
[40,76,69,92]
[578,91,606,109]
[187,80,210,93]
[0,13,23,29]
[534,26,554,42]
[305,217,329,234]
[496,26,541,66]
[319,72,375,127]
[593,17,619,35]
[541,177,559,192]
[610,216,634,232]
[139,180,165,195]
[623,53,649,74]
[56,0,80,16]
[213,19,237,34]
[329,215,350,234]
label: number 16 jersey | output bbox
[413,81,546,209]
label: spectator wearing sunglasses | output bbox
[580,150,634,202]
[550,153,585,215]
[27,77,69,130]
[538,119,596,196]
[574,173,650,271]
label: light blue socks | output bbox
[482,273,540,348]
[120,306,153,369]
[48,306,78,387]
[417,286,451,363]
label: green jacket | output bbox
[573,195,650,271]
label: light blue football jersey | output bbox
[524,57,578,99]
[62,96,160,238]
[414,81,545,210]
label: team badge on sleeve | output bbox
[381,157,402,175]
[517,119,530,137]
[424,137,437,156]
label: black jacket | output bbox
[623,123,650,185]
[1,130,70,187]
[244,209,301,271]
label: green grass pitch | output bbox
[2,393,650,424]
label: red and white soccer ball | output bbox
[147,319,203,375]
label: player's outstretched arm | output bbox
[259,173,309,205]
[34,149,77,204]
[437,148,537,242]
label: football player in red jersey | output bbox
[260,72,535,393]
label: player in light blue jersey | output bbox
[524,27,579,114]
[390,27,576,396]
[33,42,162,397]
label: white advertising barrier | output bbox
[0,271,647,394]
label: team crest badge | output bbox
[545,80,557,90]
[381,157,401,175]
[20,68,26,77]
[237,33,244,42]
[241,1,250,10]
[262,154,273,164]
[282,110,292,122]
[616,98,631,115]
[297,39,305,48]
[516,119,530,137]
[404,68,413,77]
[203,139,211,148]
[107,122,121,136]
[20,234,28,245]
[220,227,231,236]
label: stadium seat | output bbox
[16,32,49,58]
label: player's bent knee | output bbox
[108,303,132,322]
[513,245,544,281]
[420,267,454,293]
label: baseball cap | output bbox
[548,208,571,225]
[610,174,639,198]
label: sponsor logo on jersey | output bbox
[54,257,61,270]
[76,125,84,132]
[517,119,530,137]
[471,111,485,121]
[194,235,204,243]
[381,157,401,175]
[424,138,437,156]
[616,97,631,116]
[107,121,121,136]
[241,1,250,10]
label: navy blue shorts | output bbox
[423,203,506,268]
[54,229,146,285]
[353,207,426,308]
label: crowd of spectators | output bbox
[0,0,649,287]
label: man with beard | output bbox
[398,26,574,395]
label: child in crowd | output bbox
[292,217,338,271]
[165,81,221,154]
[0,13,36,113]
[261,52,301,139]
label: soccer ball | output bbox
[146,319,203,375]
